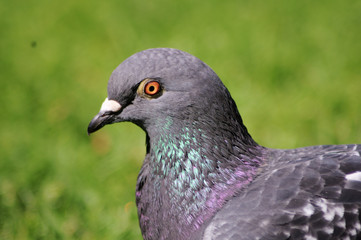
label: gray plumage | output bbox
[88,48,361,240]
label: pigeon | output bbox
[88,48,361,240]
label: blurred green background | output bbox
[1,0,360,239]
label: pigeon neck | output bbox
[137,115,265,239]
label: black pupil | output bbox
[148,85,155,93]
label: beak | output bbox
[87,98,122,135]
[87,111,114,135]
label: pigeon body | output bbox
[88,48,361,240]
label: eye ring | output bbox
[144,81,161,96]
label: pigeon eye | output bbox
[144,81,161,96]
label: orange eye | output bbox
[144,81,161,96]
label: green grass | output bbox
[1,0,360,239]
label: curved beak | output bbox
[87,98,122,135]
[87,111,114,135]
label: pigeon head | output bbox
[88,48,263,239]
[88,48,247,139]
